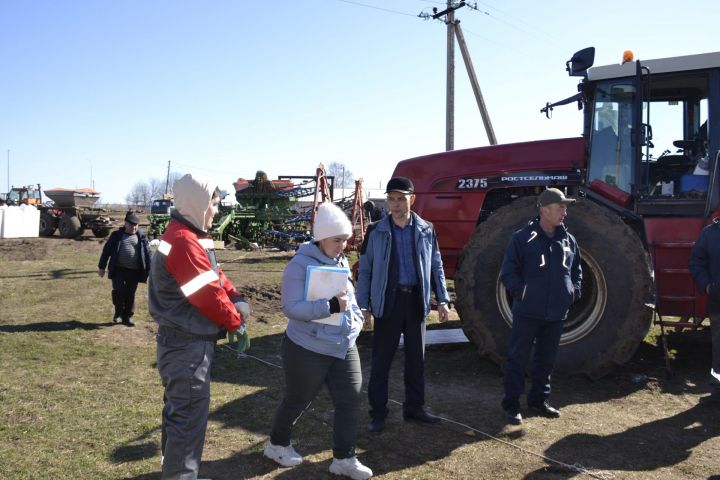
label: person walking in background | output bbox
[689,217,720,406]
[149,173,251,480]
[97,210,151,327]
[357,176,451,434]
[264,202,372,480]
[500,188,582,425]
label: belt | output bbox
[396,285,418,294]
[157,325,225,342]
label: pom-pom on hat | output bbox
[313,202,352,241]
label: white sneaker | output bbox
[329,456,373,479]
[263,440,303,467]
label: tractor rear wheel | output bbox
[58,214,82,238]
[455,196,653,378]
[39,212,58,236]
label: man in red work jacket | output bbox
[149,173,251,479]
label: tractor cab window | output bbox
[588,81,636,194]
[7,189,21,204]
[640,74,709,199]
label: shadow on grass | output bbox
[0,320,114,332]
[0,268,97,280]
[524,403,720,479]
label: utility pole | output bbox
[445,1,455,151]
[164,160,171,195]
[427,1,497,147]
[454,22,497,144]
[6,150,9,193]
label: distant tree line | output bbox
[125,172,183,208]
[327,162,354,188]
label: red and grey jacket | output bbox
[148,216,243,336]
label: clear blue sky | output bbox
[1,0,718,203]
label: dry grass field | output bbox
[1,231,719,479]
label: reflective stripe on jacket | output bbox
[148,218,243,335]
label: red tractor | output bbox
[392,47,720,377]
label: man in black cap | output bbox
[499,188,582,424]
[357,176,451,433]
[98,210,152,326]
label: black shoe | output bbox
[368,417,385,433]
[528,401,560,418]
[122,317,135,327]
[403,409,441,424]
[504,407,522,425]
[112,316,122,324]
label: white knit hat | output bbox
[313,202,352,241]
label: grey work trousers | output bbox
[157,335,215,480]
[270,335,362,459]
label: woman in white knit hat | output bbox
[264,202,372,479]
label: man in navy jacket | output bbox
[689,217,720,405]
[500,188,582,425]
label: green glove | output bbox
[235,325,250,353]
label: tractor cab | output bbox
[565,49,720,328]
[3,184,43,206]
[566,49,720,217]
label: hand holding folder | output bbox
[304,265,351,326]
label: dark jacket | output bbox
[500,217,582,321]
[98,227,152,282]
[689,218,720,314]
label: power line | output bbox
[333,0,417,17]
[468,0,564,47]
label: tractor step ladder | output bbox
[652,241,702,369]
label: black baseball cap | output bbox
[385,177,414,194]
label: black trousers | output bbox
[368,290,426,420]
[502,314,563,410]
[111,267,143,320]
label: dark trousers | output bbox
[368,290,426,420]
[710,314,720,395]
[502,314,563,409]
[157,335,215,480]
[270,335,362,459]
[111,267,142,320]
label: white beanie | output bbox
[313,202,352,241]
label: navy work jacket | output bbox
[500,217,582,321]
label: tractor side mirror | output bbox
[566,47,595,77]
